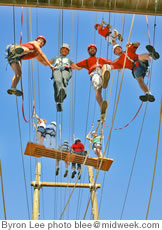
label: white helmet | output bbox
[113,44,122,54]
[92,131,97,136]
[50,121,56,126]
[61,43,70,51]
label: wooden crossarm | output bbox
[24,142,113,171]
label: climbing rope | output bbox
[12,6,30,219]
[83,14,136,219]
[0,160,7,220]
[146,97,162,219]
[120,15,156,219]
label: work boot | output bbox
[100,101,108,115]
[146,45,160,60]
[64,169,68,178]
[139,93,155,102]
[56,103,63,112]
[56,168,59,176]
[7,88,23,96]
[102,65,110,89]
[100,101,108,122]
[71,170,76,179]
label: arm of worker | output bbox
[71,63,82,70]
[102,19,112,29]
[86,131,92,141]
[126,42,140,48]
[30,41,55,70]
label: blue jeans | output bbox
[132,60,148,79]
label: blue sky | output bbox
[0,6,162,220]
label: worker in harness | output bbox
[6,35,55,96]
[75,44,112,118]
[94,19,123,45]
[45,121,56,149]
[33,112,47,146]
[47,43,81,112]
[102,42,160,102]
[56,140,70,178]
[86,130,104,158]
[71,138,86,180]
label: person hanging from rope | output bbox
[45,121,56,149]
[33,112,47,146]
[71,138,87,180]
[74,44,112,119]
[47,43,81,112]
[103,42,160,102]
[86,129,104,158]
[94,19,123,45]
[6,35,55,96]
[56,140,70,177]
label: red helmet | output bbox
[94,24,99,30]
[35,35,46,46]
[88,44,97,51]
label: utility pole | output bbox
[32,162,41,220]
[88,166,99,220]
[31,162,101,219]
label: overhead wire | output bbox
[99,12,124,213]
[120,15,156,219]
[0,160,7,220]
[12,6,30,219]
[145,5,159,219]
[83,14,136,219]
[145,97,162,219]
[35,4,45,219]
[26,6,34,214]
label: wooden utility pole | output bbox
[88,166,99,220]
[32,162,41,220]
[31,162,101,219]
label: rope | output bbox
[83,14,136,219]
[0,160,7,220]
[146,97,162,219]
[120,15,155,219]
[19,7,34,123]
[106,102,143,130]
[16,98,30,219]
[12,5,30,219]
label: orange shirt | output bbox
[98,26,111,38]
[20,42,38,60]
[76,56,112,74]
[112,45,139,70]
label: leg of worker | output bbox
[53,70,63,103]
[51,136,56,149]
[96,87,103,107]
[77,164,81,180]
[56,160,59,176]
[10,62,22,88]
[71,163,77,178]
[136,76,149,93]
[45,134,51,148]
